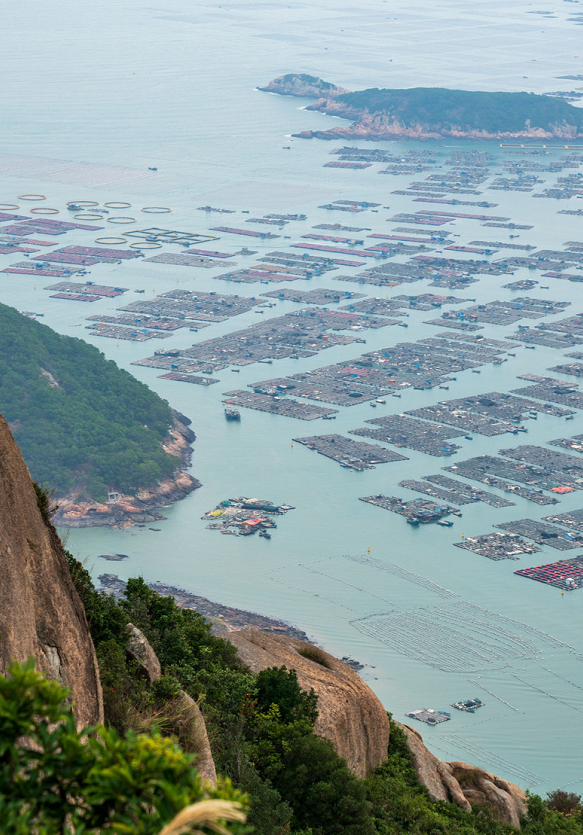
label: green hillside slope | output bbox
[334,87,583,133]
[0,303,179,500]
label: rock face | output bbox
[396,722,528,828]
[125,623,162,683]
[226,630,390,778]
[123,621,216,785]
[0,414,103,727]
[178,691,218,786]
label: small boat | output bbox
[259,530,271,539]
[370,402,377,408]
[225,408,241,421]
[436,519,454,527]
[407,517,420,526]
[376,399,386,404]
[464,436,473,441]
[230,368,240,372]
[149,528,161,532]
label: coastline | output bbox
[97,573,365,670]
[53,410,200,529]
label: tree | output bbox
[0,659,249,835]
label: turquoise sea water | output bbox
[2,0,583,792]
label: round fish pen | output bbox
[95,236,127,245]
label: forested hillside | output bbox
[0,303,179,500]
[333,87,583,133]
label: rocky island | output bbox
[260,73,583,141]
[0,303,199,527]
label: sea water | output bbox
[2,0,583,792]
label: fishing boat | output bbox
[224,408,241,421]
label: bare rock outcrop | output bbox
[0,414,103,727]
[122,621,216,785]
[396,722,528,828]
[226,630,390,778]
[395,722,471,811]
[449,762,528,829]
[125,623,162,683]
[178,691,218,786]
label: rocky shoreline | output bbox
[97,573,364,671]
[98,573,311,640]
[53,410,200,529]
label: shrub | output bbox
[0,658,249,835]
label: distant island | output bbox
[259,73,583,140]
[0,303,198,526]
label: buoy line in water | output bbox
[469,677,520,712]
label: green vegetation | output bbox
[63,554,583,835]
[333,87,583,134]
[0,303,180,500]
[0,658,248,835]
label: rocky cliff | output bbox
[396,721,528,828]
[226,629,528,827]
[226,630,390,779]
[0,414,103,727]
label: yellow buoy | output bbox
[562,590,565,595]
[461,533,465,538]
[367,547,371,552]
[291,443,293,448]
